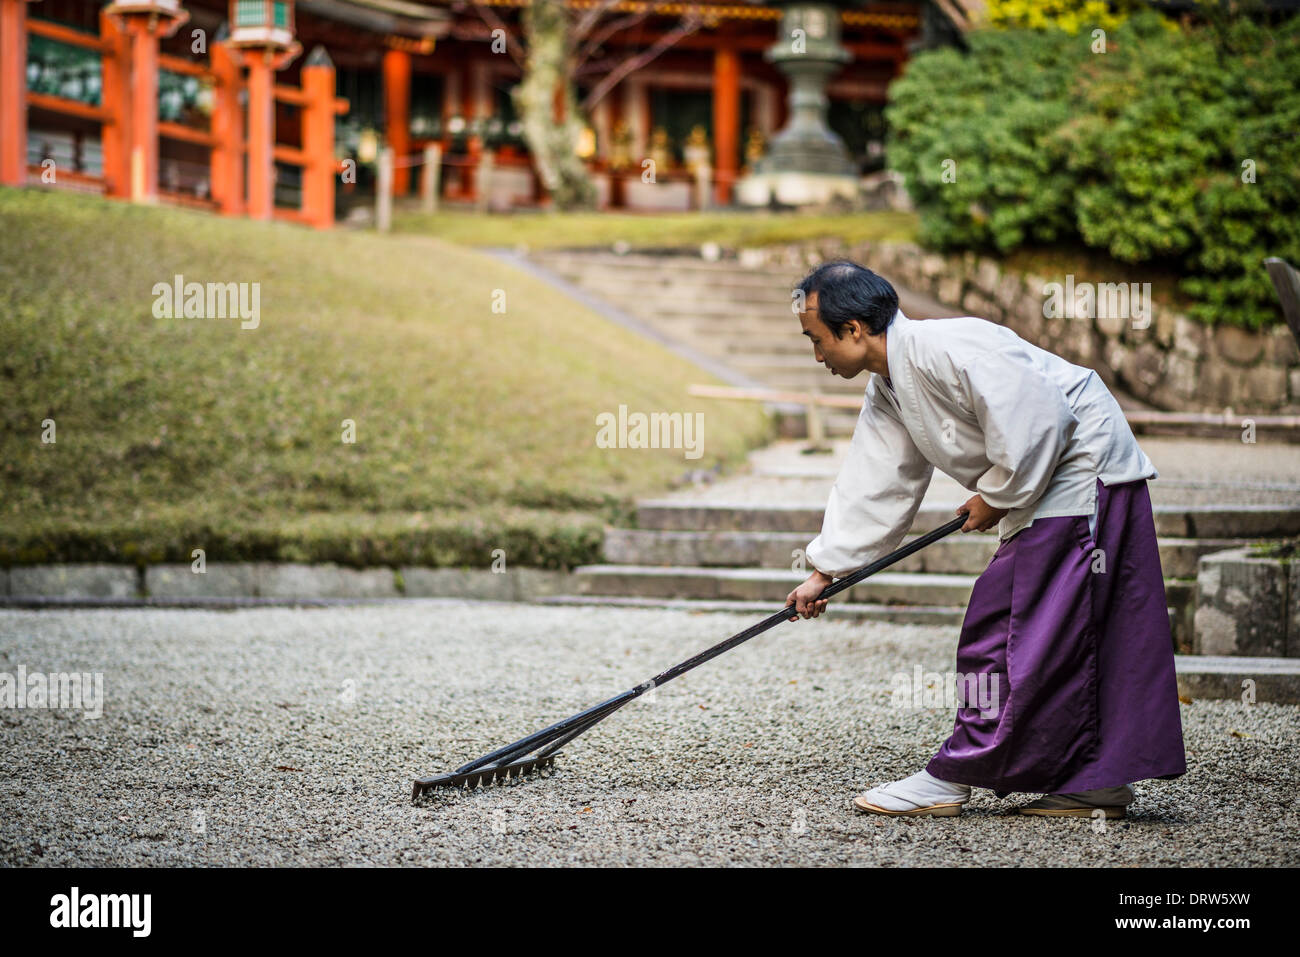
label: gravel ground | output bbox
[1,602,1296,867]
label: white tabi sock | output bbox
[861,769,972,812]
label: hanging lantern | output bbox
[357,128,379,165]
[226,0,296,53]
[104,0,187,18]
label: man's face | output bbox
[798,291,870,379]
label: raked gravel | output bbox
[1,601,1296,867]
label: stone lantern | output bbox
[736,1,859,207]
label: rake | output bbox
[411,514,968,800]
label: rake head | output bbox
[411,753,558,800]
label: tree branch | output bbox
[467,0,527,69]
[571,0,625,42]
[579,14,701,114]
[574,11,650,68]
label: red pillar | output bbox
[99,7,131,197]
[301,45,335,229]
[103,5,186,203]
[125,18,160,201]
[383,47,410,195]
[713,46,740,206]
[210,39,244,216]
[245,52,275,220]
[0,0,28,187]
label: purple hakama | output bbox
[926,479,1187,795]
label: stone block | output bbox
[1165,352,1199,400]
[1214,324,1265,365]
[921,254,947,280]
[1194,548,1288,657]
[975,258,1001,296]
[1267,326,1300,366]
[257,564,399,599]
[9,565,138,599]
[146,563,259,598]
[1242,366,1289,406]
[400,567,518,601]
[937,276,963,307]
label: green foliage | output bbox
[985,0,1145,34]
[886,11,1300,328]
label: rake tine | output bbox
[412,754,559,799]
[413,516,968,797]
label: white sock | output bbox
[862,769,971,812]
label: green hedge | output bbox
[886,12,1300,328]
[0,507,609,571]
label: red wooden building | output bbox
[0,0,976,227]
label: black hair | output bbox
[795,261,898,338]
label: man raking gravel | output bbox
[783,261,1187,818]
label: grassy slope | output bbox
[0,189,771,567]
[392,207,919,249]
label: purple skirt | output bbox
[926,479,1186,795]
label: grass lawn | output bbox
[392,206,919,250]
[0,189,771,568]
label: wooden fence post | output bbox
[420,142,441,214]
[376,146,393,231]
[476,149,494,212]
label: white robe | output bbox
[805,311,1157,579]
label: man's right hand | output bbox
[786,569,834,620]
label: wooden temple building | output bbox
[0,1,977,227]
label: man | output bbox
[784,261,1186,818]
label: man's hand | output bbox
[958,494,1008,533]
[786,569,833,620]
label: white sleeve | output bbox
[962,346,1079,512]
[805,383,933,579]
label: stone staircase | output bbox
[528,248,963,436]
[534,431,1300,654]
[557,500,1300,645]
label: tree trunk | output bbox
[513,0,596,210]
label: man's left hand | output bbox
[958,494,1008,533]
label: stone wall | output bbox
[755,239,1300,414]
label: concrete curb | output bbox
[2,563,571,602]
[1175,654,1300,704]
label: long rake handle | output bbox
[455,515,969,775]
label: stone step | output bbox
[1175,655,1300,704]
[634,501,1300,539]
[556,273,792,307]
[575,565,977,605]
[602,529,1241,578]
[534,594,966,625]
[539,269,795,304]
[570,564,1195,651]
[532,251,803,281]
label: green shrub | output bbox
[887,11,1300,328]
